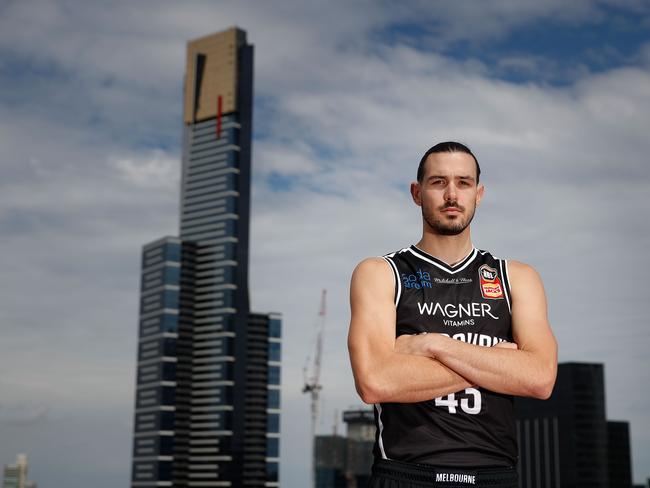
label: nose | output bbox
[444,181,457,201]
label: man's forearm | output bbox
[352,349,472,404]
[430,335,555,399]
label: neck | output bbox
[415,228,474,266]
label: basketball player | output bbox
[348,142,557,487]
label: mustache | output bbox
[440,201,464,211]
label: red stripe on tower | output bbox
[216,95,223,138]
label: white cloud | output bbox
[111,150,179,189]
[255,140,320,175]
[1,1,650,487]
[0,404,49,426]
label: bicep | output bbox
[509,262,557,356]
[348,258,398,374]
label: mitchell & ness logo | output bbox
[434,277,473,285]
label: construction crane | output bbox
[302,289,327,488]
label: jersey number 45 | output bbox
[435,388,482,415]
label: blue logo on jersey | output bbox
[402,269,432,289]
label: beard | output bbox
[422,201,476,236]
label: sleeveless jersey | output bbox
[374,245,517,467]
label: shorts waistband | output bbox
[372,458,517,486]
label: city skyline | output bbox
[1,2,649,487]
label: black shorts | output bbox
[368,458,518,488]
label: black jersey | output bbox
[374,245,517,467]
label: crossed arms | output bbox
[347,258,557,404]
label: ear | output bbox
[475,183,485,207]
[410,181,422,206]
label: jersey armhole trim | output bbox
[374,403,389,459]
[500,259,512,313]
[381,256,401,307]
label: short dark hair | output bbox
[417,141,481,183]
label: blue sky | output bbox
[385,3,650,84]
[1,1,649,487]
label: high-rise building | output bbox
[2,454,36,488]
[130,27,281,488]
[342,409,374,488]
[514,362,632,488]
[314,409,374,488]
[314,435,347,488]
[608,421,633,488]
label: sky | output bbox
[1,0,649,486]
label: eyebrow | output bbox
[427,175,476,181]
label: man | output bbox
[348,141,557,488]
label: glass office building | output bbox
[514,362,632,488]
[314,409,375,488]
[608,421,633,488]
[130,27,281,488]
[2,454,36,488]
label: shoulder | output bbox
[352,257,393,280]
[352,245,409,275]
[505,260,546,296]
[350,257,397,295]
[350,257,397,308]
[506,260,541,280]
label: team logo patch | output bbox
[478,264,504,299]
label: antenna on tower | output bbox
[302,289,327,488]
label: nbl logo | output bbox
[478,264,504,300]
[480,267,497,281]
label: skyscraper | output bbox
[514,362,632,488]
[342,409,374,488]
[607,421,633,488]
[130,27,281,488]
[2,454,36,488]
[314,409,375,488]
